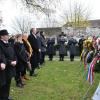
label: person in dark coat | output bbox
[0,29,17,100]
[21,33,32,80]
[47,37,55,61]
[14,34,29,88]
[58,36,66,61]
[28,28,39,76]
[68,37,77,61]
[36,31,41,66]
[40,31,46,65]
[8,35,15,46]
[78,36,85,55]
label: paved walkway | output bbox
[45,56,80,61]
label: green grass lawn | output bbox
[10,60,100,100]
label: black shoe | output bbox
[59,59,61,61]
[21,81,26,86]
[33,73,38,77]
[16,83,24,88]
[30,71,33,76]
[8,97,14,100]
[30,73,33,76]
[37,66,40,69]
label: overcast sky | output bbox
[0,0,100,33]
[71,0,100,19]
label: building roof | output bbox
[37,27,62,36]
[89,19,100,28]
[63,19,100,28]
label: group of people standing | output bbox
[47,33,78,62]
[0,28,90,100]
[0,28,46,100]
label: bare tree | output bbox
[11,16,32,34]
[40,0,62,27]
[20,0,61,27]
[20,0,56,13]
[61,1,91,34]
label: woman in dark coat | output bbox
[14,34,29,88]
[0,29,17,100]
[78,36,85,55]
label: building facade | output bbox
[62,20,100,36]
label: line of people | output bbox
[0,28,47,100]
[47,35,78,62]
[1,28,96,100]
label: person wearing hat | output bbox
[68,37,77,61]
[0,29,17,100]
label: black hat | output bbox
[0,29,9,36]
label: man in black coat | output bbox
[0,29,17,100]
[39,31,46,65]
[28,28,39,76]
[47,37,55,61]
[58,36,66,61]
[68,37,77,61]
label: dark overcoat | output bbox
[40,35,46,52]
[68,38,77,55]
[28,34,39,53]
[58,38,66,55]
[0,40,16,86]
[28,34,39,68]
[14,42,29,71]
[47,39,55,55]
